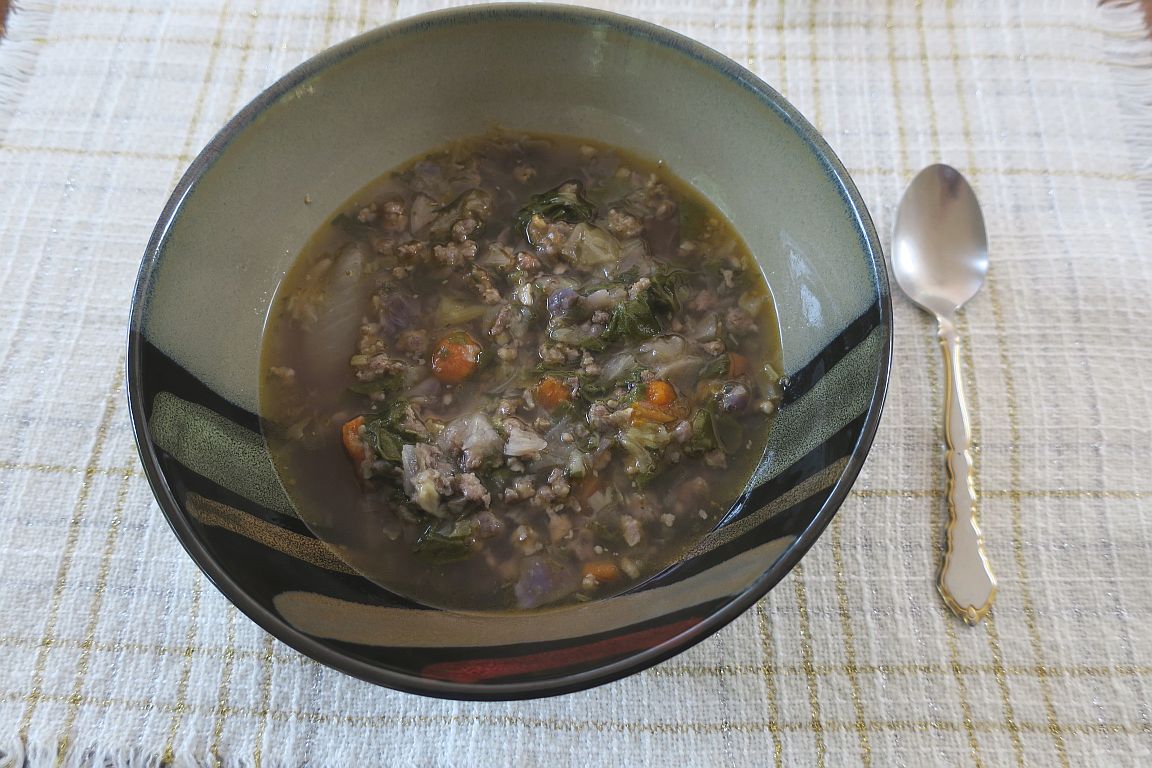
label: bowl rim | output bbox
[127,2,893,700]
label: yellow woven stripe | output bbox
[16,366,126,741]
[756,603,785,768]
[831,521,873,766]
[942,3,1026,764]
[745,0,760,76]
[53,472,133,768]
[792,563,827,767]
[0,461,143,478]
[0,686,1141,737]
[208,608,238,768]
[320,0,339,49]
[651,662,1152,679]
[959,3,1070,764]
[28,31,1132,71]
[774,0,789,94]
[41,2,1141,40]
[251,634,276,768]
[3,627,1147,680]
[886,0,985,762]
[850,489,1152,500]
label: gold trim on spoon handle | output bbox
[936,316,996,625]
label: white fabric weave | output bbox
[0,1,1150,766]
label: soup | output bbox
[260,132,784,611]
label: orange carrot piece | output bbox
[630,401,678,426]
[575,474,602,504]
[727,353,748,377]
[431,331,482,384]
[645,380,677,407]
[581,560,622,584]
[342,416,367,464]
[535,376,571,410]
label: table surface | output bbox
[2,1,1151,767]
[1,1,1151,40]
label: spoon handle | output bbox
[936,316,997,624]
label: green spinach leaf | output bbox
[360,422,403,463]
[684,409,717,457]
[414,523,475,564]
[647,266,691,314]
[358,399,424,464]
[698,356,730,382]
[515,180,597,233]
[347,374,403,398]
[601,297,661,343]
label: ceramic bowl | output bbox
[128,4,891,699]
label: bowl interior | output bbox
[131,5,889,699]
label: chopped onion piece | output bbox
[504,425,548,457]
[561,223,620,266]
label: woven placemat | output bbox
[1,1,1150,765]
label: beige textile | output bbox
[1,0,1151,765]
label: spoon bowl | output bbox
[892,164,989,318]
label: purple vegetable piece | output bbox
[546,287,578,318]
[718,381,751,414]
[380,292,419,335]
[514,556,579,609]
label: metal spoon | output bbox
[892,164,996,625]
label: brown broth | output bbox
[260,132,783,612]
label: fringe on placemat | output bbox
[1,737,264,768]
[2,740,164,768]
[0,0,52,137]
[1098,1,1152,215]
